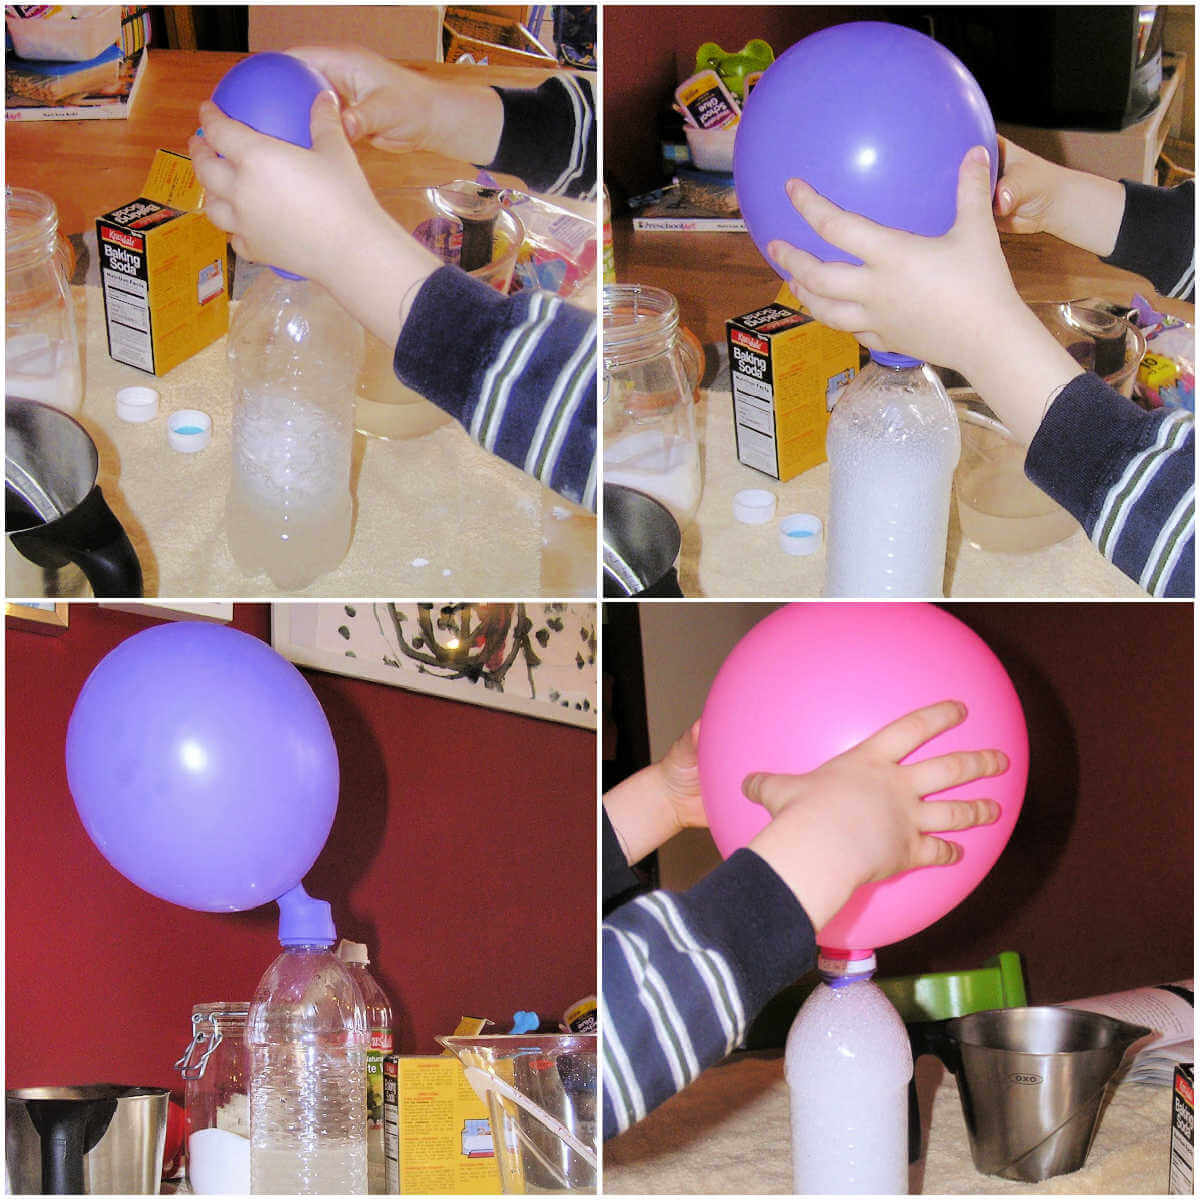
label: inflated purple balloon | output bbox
[65,622,339,913]
[734,22,998,270]
[211,51,327,147]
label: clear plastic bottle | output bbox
[227,270,364,590]
[824,352,960,597]
[337,940,394,1195]
[248,886,368,1194]
[786,952,912,1194]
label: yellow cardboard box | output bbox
[96,150,228,376]
[725,295,859,481]
[383,1022,502,1195]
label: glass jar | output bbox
[5,187,83,413]
[602,284,702,528]
[175,1002,251,1195]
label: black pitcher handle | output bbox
[26,1098,117,1194]
[907,1019,962,1162]
[10,485,143,597]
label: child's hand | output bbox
[994,136,1125,258]
[745,699,1007,932]
[659,720,706,833]
[189,92,394,283]
[288,45,504,166]
[767,145,1027,377]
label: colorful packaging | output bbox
[1169,1063,1194,1194]
[383,1018,501,1195]
[675,68,740,130]
[96,149,228,376]
[726,302,859,481]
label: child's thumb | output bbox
[955,144,997,230]
[309,90,348,153]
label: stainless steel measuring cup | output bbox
[912,1006,1151,1181]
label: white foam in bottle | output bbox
[824,356,960,597]
[787,952,912,1194]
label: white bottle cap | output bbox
[732,488,777,524]
[336,939,369,965]
[115,386,159,423]
[167,409,212,453]
[817,951,877,978]
[779,513,822,555]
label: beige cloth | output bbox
[681,388,1145,598]
[603,1052,1174,1195]
[72,285,561,597]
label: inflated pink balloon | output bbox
[697,603,1027,953]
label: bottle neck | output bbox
[818,950,877,988]
[869,349,923,370]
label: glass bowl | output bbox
[1030,301,1146,397]
[355,182,524,440]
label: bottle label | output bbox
[366,1031,394,1129]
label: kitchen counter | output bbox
[675,376,1145,598]
[613,219,1192,599]
[5,50,595,598]
[603,1051,1174,1194]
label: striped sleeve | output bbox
[1102,180,1194,302]
[393,265,597,510]
[486,75,596,200]
[1025,373,1194,597]
[602,849,817,1140]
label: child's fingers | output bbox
[914,795,1001,834]
[911,834,965,869]
[859,699,968,762]
[783,176,891,262]
[906,746,1009,796]
[197,100,272,162]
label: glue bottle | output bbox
[786,951,911,1194]
[824,352,960,597]
[337,940,394,1195]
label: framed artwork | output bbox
[272,602,597,729]
[4,601,69,633]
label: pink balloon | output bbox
[697,603,1028,953]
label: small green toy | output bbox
[694,39,774,100]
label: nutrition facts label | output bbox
[102,269,154,372]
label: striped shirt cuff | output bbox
[393,265,597,509]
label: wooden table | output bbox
[611,218,1192,598]
[6,50,596,598]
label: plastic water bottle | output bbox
[337,940,394,1195]
[786,952,912,1194]
[824,353,960,597]
[227,270,363,590]
[248,887,368,1194]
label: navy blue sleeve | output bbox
[1102,179,1194,301]
[1025,372,1194,596]
[393,264,597,509]
[487,75,596,199]
[602,849,817,1139]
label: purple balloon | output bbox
[734,22,998,271]
[65,622,339,913]
[211,51,327,148]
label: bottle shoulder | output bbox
[249,948,369,1040]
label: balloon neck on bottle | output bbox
[270,265,306,282]
[869,349,923,370]
[276,881,337,947]
[817,947,877,987]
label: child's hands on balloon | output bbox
[768,146,1027,378]
[287,45,504,166]
[744,699,1006,934]
[994,137,1126,258]
[190,93,394,282]
[604,720,706,868]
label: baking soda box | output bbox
[97,149,228,375]
[726,300,859,481]
[1169,1063,1193,1194]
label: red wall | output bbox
[604,6,884,197]
[5,604,596,1094]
